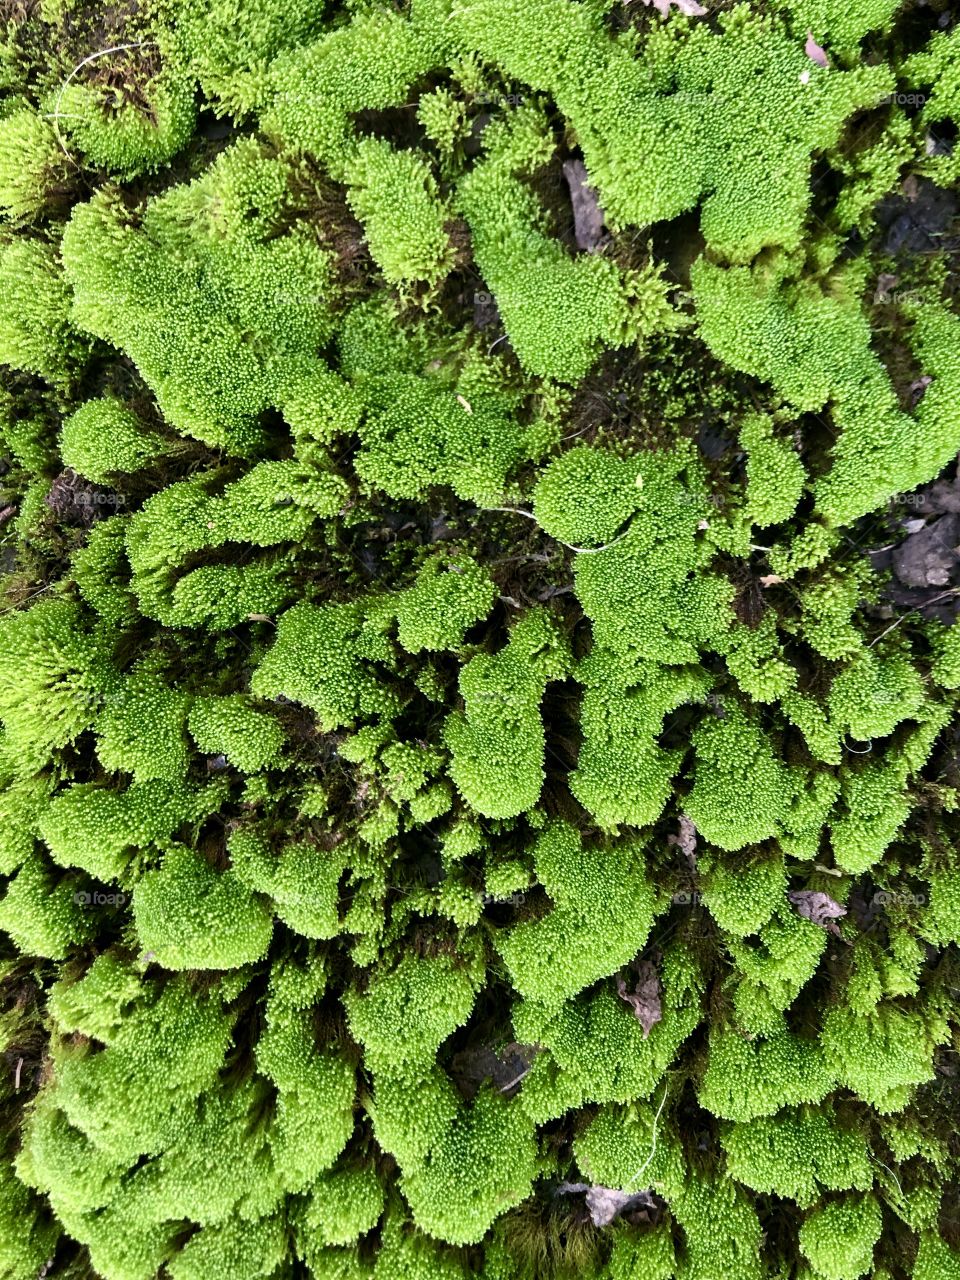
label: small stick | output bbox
[46,41,155,168]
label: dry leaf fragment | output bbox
[668,815,698,870]
[456,394,473,414]
[630,0,707,14]
[617,960,662,1038]
[788,889,846,935]
[759,573,784,587]
[805,32,830,68]
[557,1183,659,1228]
[562,158,606,252]
[910,375,933,407]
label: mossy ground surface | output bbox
[1,1,960,1278]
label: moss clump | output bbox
[0,2,959,1278]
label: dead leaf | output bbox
[456,394,473,414]
[562,159,606,252]
[788,889,846,936]
[630,0,707,14]
[892,514,960,589]
[909,375,933,407]
[617,960,662,1038]
[668,815,698,871]
[449,1043,538,1102]
[759,574,784,587]
[901,174,920,202]
[557,1183,659,1228]
[805,32,830,68]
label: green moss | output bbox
[2,3,960,1276]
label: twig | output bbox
[868,588,960,648]
[486,506,632,554]
[873,1157,904,1202]
[625,1080,670,1189]
[498,1065,533,1093]
[46,41,155,168]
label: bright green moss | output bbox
[167,1214,287,1280]
[38,977,233,1163]
[175,0,326,117]
[392,553,497,654]
[355,375,524,507]
[821,1002,945,1113]
[0,1159,59,1278]
[187,695,285,773]
[264,6,445,165]
[693,258,960,527]
[40,777,226,882]
[2,4,959,1276]
[782,0,900,49]
[700,849,786,937]
[495,821,655,1008]
[456,107,679,381]
[60,397,165,484]
[133,846,274,969]
[345,952,476,1071]
[699,1024,834,1122]
[452,2,889,262]
[0,237,84,383]
[61,173,337,454]
[516,942,702,1112]
[0,849,95,959]
[533,445,643,548]
[727,904,829,1034]
[0,106,66,222]
[70,515,137,626]
[444,607,569,818]
[571,650,707,830]
[49,54,197,180]
[0,599,111,774]
[230,828,348,939]
[344,137,454,289]
[671,1176,766,1280]
[400,1089,538,1245]
[904,29,960,186]
[299,1168,384,1247]
[570,449,734,663]
[739,412,806,529]
[915,1232,960,1280]
[96,669,192,783]
[685,704,790,851]
[252,599,401,728]
[799,1195,882,1280]
[723,1105,872,1207]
